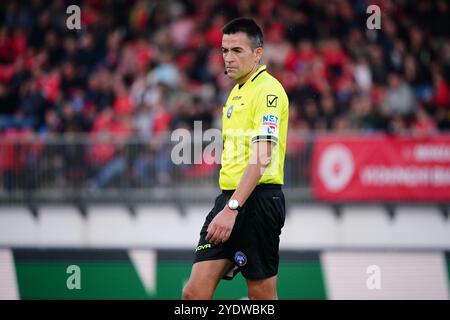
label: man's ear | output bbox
[254,47,263,63]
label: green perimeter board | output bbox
[13,249,326,299]
[14,249,148,299]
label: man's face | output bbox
[221,32,263,82]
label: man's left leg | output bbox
[241,189,284,300]
[246,275,278,300]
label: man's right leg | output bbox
[182,259,233,300]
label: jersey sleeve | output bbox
[251,85,286,145]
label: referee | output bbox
[182,18,289,300]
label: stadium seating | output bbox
[281,204,339,248]
[0,206,37,246]
[340,205,394,248]
[1,204,449,249]
[36,205,85,246]
[86,205,137,247]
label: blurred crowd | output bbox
[0,0,449,190]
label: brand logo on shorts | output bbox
[195,243,212,252]
[234,251,247,267]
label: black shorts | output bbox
[193,184,286,280]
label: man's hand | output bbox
[206,206,238,244]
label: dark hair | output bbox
[222,18,264,49]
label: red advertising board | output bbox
[312,134,450,201]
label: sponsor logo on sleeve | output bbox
[261,114,279,135]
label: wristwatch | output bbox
[227,199,241,211]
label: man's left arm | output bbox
[206,141,274,244]
[229,141,273,207]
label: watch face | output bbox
[228,199,239,210]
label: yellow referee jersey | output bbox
[220,64,289,190]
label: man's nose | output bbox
[224,53,234,64]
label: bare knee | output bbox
[248,287,276,300]
[181,284,196,300]
[182,259,232,300]
[247,277,277,300]
[182,282,213,300]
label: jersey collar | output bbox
[250,64,267,82]
[238,64,267,89]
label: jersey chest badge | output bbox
[227,105,233,118]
